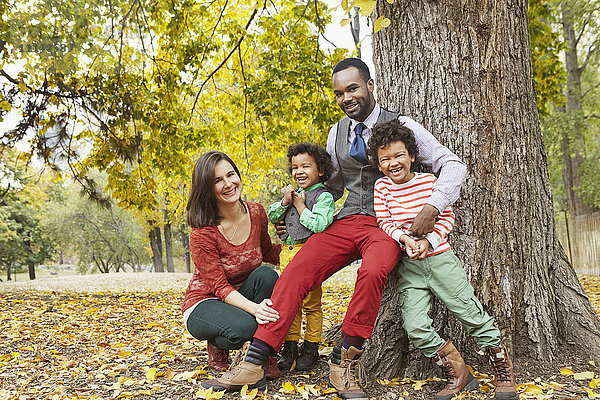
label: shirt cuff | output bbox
[425,192,448,215]
[424,233,442,252]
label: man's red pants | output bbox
[254,215,402,351]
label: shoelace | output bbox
[439,358,456,380]
[221,348,245,378]
[342,359,367,388]
[492,358,511,382]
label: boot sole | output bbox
[433,376,480,400]
[201,377,267,393]
[327,379,368,400]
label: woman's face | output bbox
[213,159,242,206]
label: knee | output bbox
[357,265,389,286]
[255,265,279,289]
[216,322,257,350]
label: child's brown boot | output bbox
[432,340,479,400]
[487,345,517,400]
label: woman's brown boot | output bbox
[207,342,230,371]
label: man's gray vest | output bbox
[335,108,399,219]
[280,185,328,242]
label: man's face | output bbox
[332,67,375,122]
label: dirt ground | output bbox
[0,271,598,400]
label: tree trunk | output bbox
[28,263,36,280]
[164,210,175,273]
[181,224,191,273]
[560,3,598,216]
[7,262,12,281]
[367,0,600,378]
[149,224,164,273]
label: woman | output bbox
[182,151,281,377]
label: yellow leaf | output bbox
[341,0,348,11]
[117,350,132,358]
[195,388,225,400]
[575,372,596,380]
[358,0,376,16]
[18,80,27,93]
[0,100,11,112]
[322,388,337,394]
[281,381,296,393]
[373,16,391,33]
[146,368,157,381]
[523,384,544,394]
[591,379,600,388]
[560,367,575,375]
[412,380,428,390]
[340,18,350,27]
[587,388,598,398]
[374,16,384,33]
[386,0,393,4]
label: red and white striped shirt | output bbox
[374,173,455,257]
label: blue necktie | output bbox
[349,123,368,164]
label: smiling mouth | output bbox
[344,103,359,113]
[390,168,402,174]
[223,187,237,196]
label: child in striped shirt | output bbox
[367,119,517,400]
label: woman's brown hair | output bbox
[186,151,244,228]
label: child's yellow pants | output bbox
[280,244,323,343]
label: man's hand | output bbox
[254,299,279,324]
[274,221,287,237]
[411,204,439,237]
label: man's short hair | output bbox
[332,57,372,83]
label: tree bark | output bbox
[560,3,598,216]
[367,0,600,378]
[164,210,175,273]
[181,224,191,273]
[28,264,36,280]
[149,224,164,273]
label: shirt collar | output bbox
[350,103,381,132]
[298,182,324,193]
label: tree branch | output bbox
[188,6,259,123]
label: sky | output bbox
[320,1,375,76]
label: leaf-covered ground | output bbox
[0,271,599,400]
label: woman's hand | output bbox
[254,299,280,325]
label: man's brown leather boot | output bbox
[487,345,517,400]
[328,346,368,400]
[201,342,266,392]
[432,340,479,400]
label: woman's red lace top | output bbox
[182,202,281,313]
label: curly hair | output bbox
[367,119,419,169]
[287,142,334,183]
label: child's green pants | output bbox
[398,250,501,358]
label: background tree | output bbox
[363,0,600,377]
[0,149,54,280]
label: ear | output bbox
[318,168,324,177]
[377,163,384,173]
[367,78,375,93]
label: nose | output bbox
[343,92,353,102]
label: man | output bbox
[202,57,467,399]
